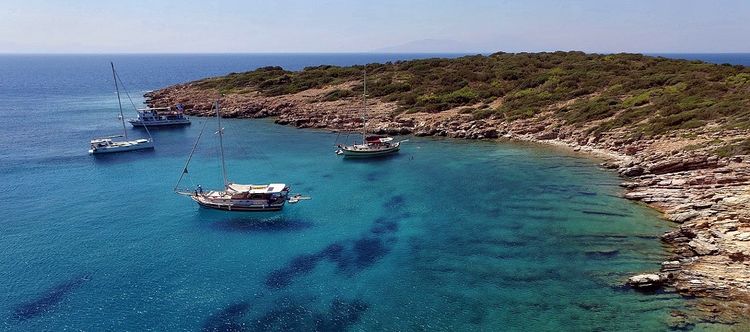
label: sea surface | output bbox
[651,53,750,66]
[1,53,748,331]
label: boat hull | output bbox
[339,144,400,158]
[89,140,154,154]
[191,196,286,212]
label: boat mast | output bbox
[216,100,229,188]
[111,62,128,140]
[174,115,210,193]
[362,70,367,144]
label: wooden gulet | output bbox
[174,100,308,212]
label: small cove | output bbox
[0,54,726,330]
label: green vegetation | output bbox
[190,52,750,135]
[715,138,750,157]
[321,88,355,101]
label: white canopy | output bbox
[227,183,287,194]
[137,107,170,111]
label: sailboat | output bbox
[89,63,154,154]
[174,100,291,212]
[336,71,405,158]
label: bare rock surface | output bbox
[627,274,667,289]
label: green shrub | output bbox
[622,91,651,107]
[442,87,479,104]
[321,89,355,101]
[471,108,495,120]
[715,139,750,157]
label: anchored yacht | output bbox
[337,135,400,157]
[89,63,154,154]
[89,137,153,154]
[174,100,292,212]
[336,71,405,158]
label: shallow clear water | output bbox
[3,54,746,331]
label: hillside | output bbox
[147,52,750,156]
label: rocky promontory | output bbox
[146,52,750,322]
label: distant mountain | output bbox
[373,39,485,53]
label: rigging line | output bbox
[362,70,367,144]
[215,100,229,188]
[114,70,154,141]
[174,112,211,192]
[209,112,223,189]
[110,62,128,140]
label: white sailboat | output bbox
[336,71,405,158]
[174,100,291,212]
[89,63,154,154]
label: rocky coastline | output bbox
[146,82,750,324]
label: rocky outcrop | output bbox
[621,155,750,318]
[648,156,720,175]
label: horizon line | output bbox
[2,50,750,56]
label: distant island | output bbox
[147,52,750,319]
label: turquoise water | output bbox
[5,54,745,331]
[1,116,685,330]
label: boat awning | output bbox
[366,135,393,143]
[137,107,170,111]
[227,183,287,194]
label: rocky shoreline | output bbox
[146,82,750,324]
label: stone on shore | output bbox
[669,210,701,223]
[688,238,719,256]
[627,274,666,289]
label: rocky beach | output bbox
[145,52,750,324]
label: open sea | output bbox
[1,53,748,331]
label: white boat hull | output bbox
[89,139,154,154]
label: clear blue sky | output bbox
[2,0,749,53]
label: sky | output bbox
[2,0,749,53]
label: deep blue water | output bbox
[652,53,750,66]
[1,53,746,331]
